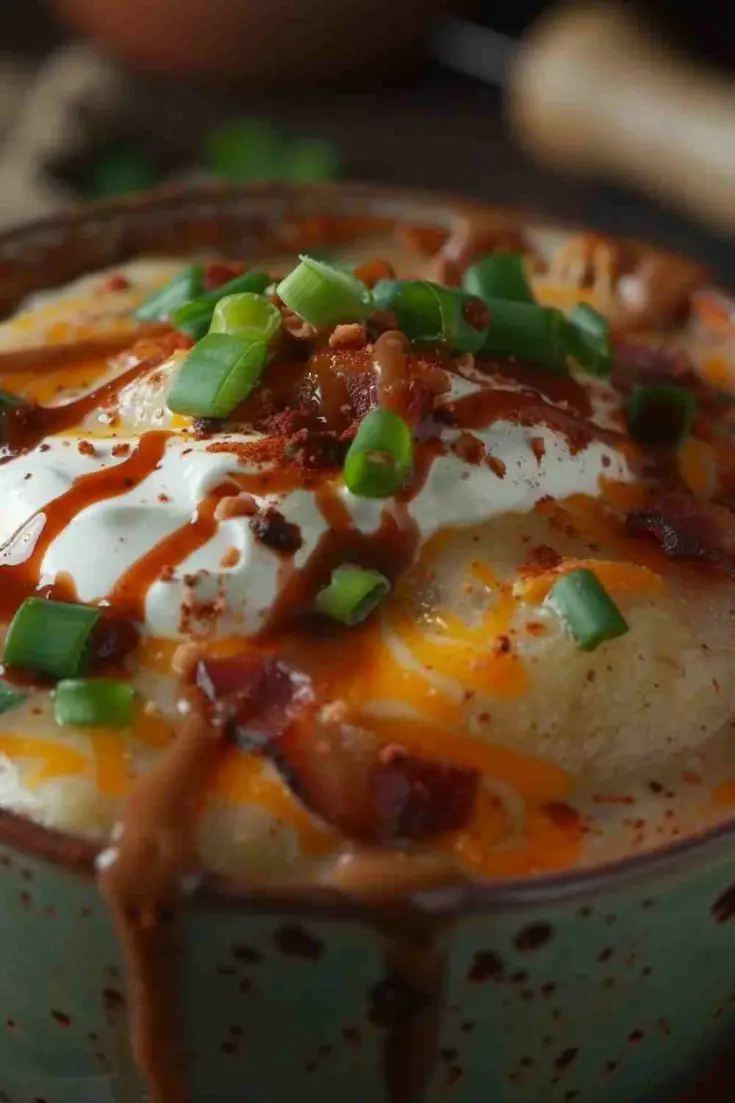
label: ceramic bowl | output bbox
[0,182,734,1103]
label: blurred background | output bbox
[1,0,734,278]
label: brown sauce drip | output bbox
[107,484,231,623]
[0,430,169,620]
[98,701,227,1103]
[0,325,168,375]
[444,386,621,453]
[373,330,411,415]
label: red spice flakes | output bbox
[530,436,546,463]
[329,323,367,350]
[452,431,485,465]
[77,439,96,457]
[103,273,131,292]
[487,455,506,478]
[493,634,512,656]
[681,770,702,786]
[593,794,635,806]
[541,802,582,830]
[525,621,546,637]
[111,442,131,458]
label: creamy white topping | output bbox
[0,415,631,639]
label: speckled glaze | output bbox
[0,183,734,1103]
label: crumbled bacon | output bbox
[196,654,314,743]
[197,653,478,840]
[329,323,367,350]
[103,273,131,292]
[626,492,735,578]
[250,507,303,553]
[276,717,479,842]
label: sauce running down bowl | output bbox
[2,184,735,1103]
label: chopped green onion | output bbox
[372,279,442,341]
[167,334,267,418]
[0,390,27,444]
[371,279,489,353]
[277,256,372,328]
[315,565,390,626]
[480,300,571,371]
[463,253,535,304]
[288,138,341,183]
[134,265,204,323]
[204,120,286,182]
[54,678,134,728]
[4,598,100,679]
[0,681,27,715]
[344,409,413,498]
[625,384,697,445]
[210,293,282,343]
[548,568,629,652]
[172,271,272,339]
[568,304,613,377]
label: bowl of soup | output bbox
[0,181,734,1103]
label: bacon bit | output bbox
[617,252,708,331]
[250,507,303,553]
[487,455,506,478]
[276,717,479,842]
[77,439,96,457]
[220,546,240,569]
[626,492,735,579]
[492,635,512,656]
[103,273,131,292]
[530,436,546,464]
[431,213,527,285]
[203,260,247,291]
[214,494,258,521]
[282,311,317,340]
[197,654,314,743]
[353,259,396,288]
[329,323,367,350]
[452,432,485,465]
[88,616,139,672]
[529,545,563,571]
[111,442,131,458]
[371,744,479,840]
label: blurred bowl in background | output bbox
[52,0,448,85]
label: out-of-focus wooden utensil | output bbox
[507,0,735,235]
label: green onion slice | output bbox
[548,568,629,652]
[344,409,414,498]
[463,252,535,304]
[480,300,571,371]
[0,681,27,715]
[315,565,390,626]
[134,265,204,323]
[625,384,697,446]
[372,279,489,353]
[210,292,282,343]
[277,256,372,328]
[172,271,271,339]
[167,334,267,418]
[4,598,100,679]
[568,304,613,377]
[54,678,134,728]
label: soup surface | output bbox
[1,214,735,887]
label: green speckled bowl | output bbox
[0,183,734,1103]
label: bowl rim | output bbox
[0,178,732,917]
